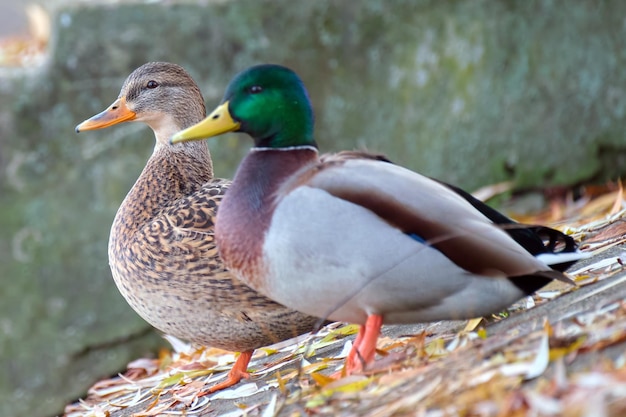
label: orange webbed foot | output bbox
[198,350,253,396]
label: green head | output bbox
[171,64,316,149]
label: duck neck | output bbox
[215,146,318,276]
[116,140,213,227]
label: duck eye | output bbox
[146,80,159,89]
[249,85,263,94]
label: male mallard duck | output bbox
[170,64,586,375]
[75,62,322,392]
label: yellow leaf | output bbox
[311,372,336,387]
[157,368,215,389]
[158,373,186,388]
[424,338,447,357]
[549,337,586,361]
[258,347,278,356]
[275,370,287,394]
[544,320,554,337]
[319,324,360,343]
[305,396,327,408]
[158,348,172,370]
[321,376,373,395]
[464,318,483,332]
[302,361,329,374]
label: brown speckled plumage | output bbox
[77,62,320,354]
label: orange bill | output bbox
[75,96,136,132]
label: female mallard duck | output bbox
[170,64,585,375]
[75,62,322,392]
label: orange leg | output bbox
[344,324,365,374]
[344,314,383,375]
[199,350,253,396]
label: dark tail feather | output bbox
[435,179,580,270]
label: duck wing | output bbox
[287,157,572,285]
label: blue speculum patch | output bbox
[406,233,426,244]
